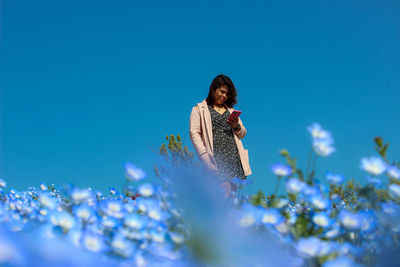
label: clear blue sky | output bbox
[1,0,399,196]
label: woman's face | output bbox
[213,85,229,106]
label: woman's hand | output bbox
[220,182,231,199]
[227,116,239,130]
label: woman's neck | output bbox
[213,103,225,108]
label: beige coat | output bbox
[189,99,252,176]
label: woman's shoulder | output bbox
[192,99,208,109]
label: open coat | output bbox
[189,99,252,176]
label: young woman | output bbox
[189,74,252,192]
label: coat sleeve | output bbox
[189,106,207,157]
[233,117,247,139]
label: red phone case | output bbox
[228,110,241,120]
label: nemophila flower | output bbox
[101,216,120,230]
[72,204,96,224]
[367,176,382,188]
[303,184,318,196]
[323,256,357,267]
[82,232,106,252]
[270,163,292,177]
[238,204,262,228]
[39,182,47,191]
[313,138,335,157]
[318,241,336,257]
[338,210,363,230]
[276,198,289,209]
[49,210,76,232]
[324,224,341,239]
[0,179,6,187]
[109,187,118,195]
[150,229,166,243]
[388,183,400,199]
[337,242,362,257]
[307,123,332,140]
[381,201,400,215]
[111,234,134,258]
[285,178,306,194]
[359,210,376,232]
[310,194,330,210]
[100,199,125,219]
[38,192,56,210]
[296,237,322,258]
[147,202,166,221]
[124,162,146,181]
[69,188,93,204]
[386,165,400,179]
[261,208,284,225]
[124,213,147,230]
[138,183,155,197]
[274,221,290,234]
[360,157,386,176]
[325,172,344,185]
[312,212,333,228]
[169,232,185,245]
[230,177,252,188]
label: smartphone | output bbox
[228,110,241,121]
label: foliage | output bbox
[1,124,400,267]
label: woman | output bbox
[189,74,252,193]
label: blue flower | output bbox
[360,157,386,176]
[49,210,76,232]
[310,194,330,210]
[169,232,185,245]
[38,192,57,210]
[285,178,306,194]
[381,201,400,215]
[386,165,400,179]
[69,188,94,205]
[388,183,400,199]
[81,232,106,252]
[270,163,292,177]
[72,204,96,224]
[312,212,333,228]
[100,199,125,219]
[338,210,363,230]
[325,172,344,185]
[296,237,322,258]
[138,183,155,197]
[313,138,335,157]
[359,210,376,232]
[307,123,332,140]
[323,256,357,267]
[124,213,147,230]
[367,176,382,187]
[260,208,284,226]
[111,234,134,258]
[237,204,262,228]
[0,179,6,188]
[230,177,252,188]
[324,224,341,239]
[124,162,146,181]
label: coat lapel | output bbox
[199,99,213,152]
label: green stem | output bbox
[274,177,281,195]
[306,147,313,179]
[309,154,318,183]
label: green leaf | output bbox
[279,149,290,157]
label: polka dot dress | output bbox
[208,105,246,181]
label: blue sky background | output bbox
[1,0,399,196]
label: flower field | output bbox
[1,124,399,267]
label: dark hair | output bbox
[206,74,238,108]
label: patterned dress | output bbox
[208,105,246,181]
